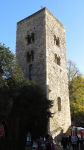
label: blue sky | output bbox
[0,0,84,75]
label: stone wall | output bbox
[16,8,46,90]
[45,8,71,139]
[16,7,71,141]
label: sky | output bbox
[0,0,84,75]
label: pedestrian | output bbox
[45,134,51,150]
[71,135,78,150]
[50,138,55,150]
[37,136,43,150]
[61,133,68,150]
[68,136,72,150]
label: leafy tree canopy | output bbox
[0,43,23,82]
[0,43,54,137]
[67,60,84,123]
[0,43,23,114]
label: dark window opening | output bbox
[54,54,57,63]
[57,57,60,65]
[54,35,60,47]
[31,51,34,61]
[27,51,34,62]
[58,97,61,111]
[54,54,60,66]
[32,33,34,41]
[28,35,31,44]
[29,65,33,80]
[29,54,32,61]
[54,35,56,44]
[26,33,35,45]
[56,37,59,46]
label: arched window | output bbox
[54,54,57,63]
[28,35,31,44]
[27,51,34,62]
[29,65,33,80]
[58,97,61,111]
[54,35,60,47]
[54,35,56,44]
[26,33,34,45]
[54,54,60,66]
[56,37,59,46]
[57,57,60,65]
[31,51,34,61]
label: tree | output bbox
[0,43,54,139]
[11,80,54,138]
[67,60,84,124]
[0,43,23,115]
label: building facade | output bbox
[16,7,71,140]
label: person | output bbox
[33,139,38,150]
[37,137,43,150]
[71,135,78,150]
[68,136,72,150]
[50,138,55,150]
[61,133,68,150]
[45,134,51,150]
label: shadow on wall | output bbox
[46,85,71,142]
[51,125,71,143]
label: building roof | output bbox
[17,7,64,28]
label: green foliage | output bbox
[0,43,15,78]
[0,43,23,115]
[67,60,84,123]
[0,43,54,137]
[0,43,23,81]
[11,79,54,136]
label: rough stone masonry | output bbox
[16,7,71,141]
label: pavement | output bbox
[55,146,72,150]
[25,145,73,150]
[55,146,63,150]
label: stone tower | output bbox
[16,8,71,140]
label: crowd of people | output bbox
[32,134,55,150]
[61,133,84,150]
[32,133,84,150]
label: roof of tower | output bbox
[17,7,65,28]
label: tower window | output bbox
[28,35,31,44]
[32,33,34,42]
[26,33,34,45]
[57,57,60,65]
[54,35,60,47]
[58,97,61,111]
[31,51,34,61]
[54,35,56,44]
[29,65,33,80]
[54,54,60,65]
[54,54,57,63]
[27,51,34,62]
[56,37,59,46]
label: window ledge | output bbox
[27,41,35,45]
[54,44,60,48]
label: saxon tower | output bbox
[16,8,71,140]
